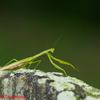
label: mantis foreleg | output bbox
[46,53,67,76]
[47,53,79,76]
[48,53,79,72]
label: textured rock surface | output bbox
[0,68,100,100]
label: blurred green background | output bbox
[0,1,100,89]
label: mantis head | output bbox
[50,48,55,53]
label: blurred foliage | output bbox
[0,0,100,89]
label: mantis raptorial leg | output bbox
[46,53,79,76]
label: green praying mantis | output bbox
[0,48,79,76]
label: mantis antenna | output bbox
[53,33,64,47]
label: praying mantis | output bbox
[0,48,79,76]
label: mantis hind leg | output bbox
[0,59,18,78]
[0,60,41,79]
[28,60,41,70]
[4,59,18,67]
[0,59,18,79]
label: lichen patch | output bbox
[34,70,47,76]
[50,81,75,91]
[85,96,100,100]
[38,78,48,84]
[58,91,76,100]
